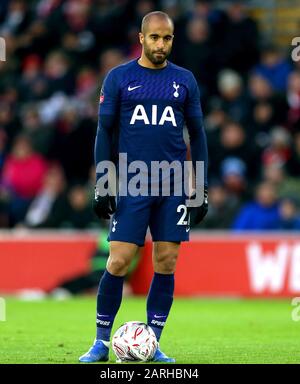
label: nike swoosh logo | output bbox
[154,315,166,319]
[128,85,142,91]
[186,227,190,233]
[97,314,110,318]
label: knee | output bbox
[154,250,178,274]
[107,255,130,276]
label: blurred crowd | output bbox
[0,0,300,231]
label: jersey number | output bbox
[177,204,188,225]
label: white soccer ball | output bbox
[112,321,158,362]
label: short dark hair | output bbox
[141,11,174,34]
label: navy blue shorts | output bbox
[108,194,190,246]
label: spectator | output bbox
[286,71,300,131]
[250,101,275,148]
[278,197,300,230]
[21,106,54,156]
[261,127,291,169]
[0,130,9,227]
[75,66,98,100]
[205,99,229,132]
[24,165,67,228]
[217,0,259,74]
[217,69,250,124]
[232,182,280,231]
[253,45,292,93]
[191,0,227,44]
[197,180,240,229]
[262,164,285,187]
[51,105,95,183]
[220,157,249,201]
[262,163,300,202]
[60,184,98,229]
[0,128,7,173]
[175,0,227,53]
[98,48,126,82]
[248,73,274,102]
[43,50,75,96]
[209,120,259,181]
[0,0,32,36]
[1,134,48,224]
[179,17,216,98]
[287,131,300,177]
[248,73,288,126]
[60,0,97,65]
[19,54,48,101]
[0,103,20,149]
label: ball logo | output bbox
[291,37,300,62]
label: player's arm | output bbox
[93,70,119,220]
[185,73,209,225]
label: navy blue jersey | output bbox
[99,59,203,167]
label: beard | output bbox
[144,45,171,65]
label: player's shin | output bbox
[96,269,124,343]
[146,272,174,341]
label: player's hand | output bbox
[93,188,116,220]
[188,187,208,227]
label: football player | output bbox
[79,11,208,363]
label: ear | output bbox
[138,32,144,45]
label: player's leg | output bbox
[79,194,151,362]
[148,194,189,362]
[97,240,139,334]
[96,241,139,342]
[79,241,139,362]
[146,241,180,363]
[148,241,179,339]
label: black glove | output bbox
[93,188,116,220]
[188,187,208,227]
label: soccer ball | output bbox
[112,321,158,362]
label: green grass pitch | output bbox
[0,297,299,364]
